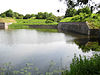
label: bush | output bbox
[36,12,55,19]
[65,8,77,17]
[45,20,54,23]
[0,14,6,18]
[23,14,32,19]
[77,6,91,15]
[45,16,56,23]
[56,16,63,22]
[62,54,100,75]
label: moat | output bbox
[0,29,99,75]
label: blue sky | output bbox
[0,0,99,16]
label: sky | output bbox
[0,0,66,16]
[0,0,99,16]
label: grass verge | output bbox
[9,19,58,29]
[60,13,100,29]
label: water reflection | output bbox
[63,31,100,52]
[74,37,100,52]
[0,29,99,75]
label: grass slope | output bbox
[9,19,58,29]
[0,17,16,23]
[60,13,100,29]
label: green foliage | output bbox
[61,0,98,13]
[36,12,44,19]
[60,17,73,22]
[77,6,91,15]
[5,9,14,17]
[0,9,24,19]
[0,14,6,18]
[64,6,91,18]
[36,29,58,32]
[61,13,90,22]
[45,20,54,23]
[45,15,57,23]
[23,14,33,19]
[96,11,100,14]
[61,13,100,29]
[56,16,63,22]
[62,54,100,75]
[71,13,90,22]
[9,19,58,29]
[74,39,100,52]
[65,8,77,17]
[77,0,89,5]
[36,12,54,19]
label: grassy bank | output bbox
[34,29,58,32]
[0,17,16,23]
[62,54,100,75]
[8,19,58,29]
[60,13,100,29]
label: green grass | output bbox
[60,13,100,29]
[60,17,73,22]
[34,29,58,32]
[8,19,58,29]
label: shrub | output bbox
[45,15,56,23]
[56,16,63,22]
[62,54,100,75]
[77,6,91,15]
[23,14,32,19]
[64,8,77,17]
[45,20,54,23]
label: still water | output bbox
[0,29,98,75]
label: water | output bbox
[0,29,99,75]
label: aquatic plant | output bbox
[62,54,100,75]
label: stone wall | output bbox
[0,23,5,29]
[58,22,90,35]
[28,25,57,29]
[0,22,12,29]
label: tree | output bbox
[0,13,6,18]
[5,9,14,17]
[0,9,24,18]
[64,8,77,17]
[36,12,44,19]
[31,14,35,17]
[96,11,100,14]
[16,14,24,19]
[43,12,49,19]
[23,14,32,19]
[76,6,91,15]
[14,12,24,19]
[60,0,99,13]
[45,15,57,23]
[36,12,54,19]
[56,16,63,22]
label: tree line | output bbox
[0,9,63,23]
[0,9,55,19]
[59,0,100,17]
